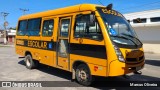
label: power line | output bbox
[97,0,104,6]
[19,8,29,15]
[119,1,160,11]
[122,5,160,13]
[122,5,160,14]
[1,12,9,21]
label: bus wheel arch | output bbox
[72,60,93,86]
[25,51,32,57]
[72,60,88,70]
[24,51,39,69]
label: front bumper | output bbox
[108,59,145,76]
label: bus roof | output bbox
[19,4,103,20]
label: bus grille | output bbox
[126,56,144,62]
[139,56,144,61]
[126,58,137,62]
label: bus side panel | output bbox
[15,43,56,67]
[69,43,107,77]
[70,58,107,77]
[15,36,28,56]
[38,50,55,66]
[16,45,25,57]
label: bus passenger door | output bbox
[57,17,71,70]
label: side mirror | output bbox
[89,14,95,26]
[106,3,113,10]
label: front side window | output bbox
[42,20,54,36]
[74,14,103,40]
[17,20,27,35]
[27,18,41,36]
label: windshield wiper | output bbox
[121,33,143,46]
[111,35,138,47]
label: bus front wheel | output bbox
[25,54,38,69]
[75,64,93,86]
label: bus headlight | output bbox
[114,45,125,62]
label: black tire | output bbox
[25,54,38,69]
[75,64,93,86]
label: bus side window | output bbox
[17,20,27,35]
[42,20,54,36]
[27,18,41,36]
[74,14,103,40]
[60,19,70,37]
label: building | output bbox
[0,30,4,43]
[0,29,16,44]
[124,9,160,44]
[0,30,3,37]
[7,29,16,43]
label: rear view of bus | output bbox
[97,5,145,76]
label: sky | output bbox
[0,0,160,29]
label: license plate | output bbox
[136,66,141,71]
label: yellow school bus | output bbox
[15,4,145,85]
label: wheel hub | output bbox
[79,70,87,80]
[26,59,31,66]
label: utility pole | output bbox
[1,12,9,45]
[19,8,29,15]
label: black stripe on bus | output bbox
[69,43,107,59]
[16,39,107,59]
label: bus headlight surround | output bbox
[114,45,125,62]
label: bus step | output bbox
[18,57,25,59]
[123,75,130,79]
[134,71,142,75]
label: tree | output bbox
[9,27,16,30]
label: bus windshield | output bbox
[97,7,142,48]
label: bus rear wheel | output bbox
[75,64,93,86]
[25,54,38,69]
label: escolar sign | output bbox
[16,39,54,50]
[102,9,123,17]
[28,40,48,49]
